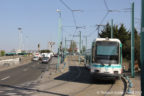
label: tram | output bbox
[90,38,123,79]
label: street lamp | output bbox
[18,27,22,53]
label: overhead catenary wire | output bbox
[59,0,78,27]
[104,0,109,10]
[87,0,110,37]
[59,0,72,11]
[87,0,131,37]
[59,0,84,42]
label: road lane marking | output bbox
[1,76,10,81]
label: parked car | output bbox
[42,57,49,63]
[54,53,58,57]
[32,56,39,61]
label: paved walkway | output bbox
[124,72,141,96]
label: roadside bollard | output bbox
[126,77,133,94]
[63,62,66,69]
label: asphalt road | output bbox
[0,57,55,86]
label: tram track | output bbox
[104,76,127,96]
[69,76,127,96]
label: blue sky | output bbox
[0,0,141,52]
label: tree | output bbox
[0,50,5,56]
[99,23,140,65]
[68,41,77,53]
[82,46,86,53]
[40,50,51,53]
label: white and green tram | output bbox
[90,38,123,79]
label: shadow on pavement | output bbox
[0,84,68,96]
[55,66,114,84]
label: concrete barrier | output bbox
[0,58,20,67]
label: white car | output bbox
[32,56,39,61]
[42,57,49,63]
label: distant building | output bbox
[16,49,22,54]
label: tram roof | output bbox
[95,38,121,44]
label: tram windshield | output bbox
[94,41,119,64]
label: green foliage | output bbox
[40,50,51,53]
[99,23,140,64]
[0,50,5,56]
[82,46,86,53]
[68,41,77,53]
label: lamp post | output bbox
[18,27,23,53]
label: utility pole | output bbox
[72,40,74,54]
[79,31,81,64]
[140,0,144,95]
[73,31,81,64]
[56,9,62,71]
[81,40,83,54]
[38,43,40,52]
[131,2,135,78]
[65,37,66,56]
[111,19,113,38]
[96,24,105,37]
[48,42,55,52]
[84,36,87,50]
[18,27,23,53]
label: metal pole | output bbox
[131,2,135,78]
[98,26,100,38]
[111,19,113,38]
[56,9,62,71]
[140,0,144,95]
[79,31,81,64]
[86,36,87,50]
[72,40,74,54]
[18,27,22,51]
[65,37,66,57]
[81,40,83,54]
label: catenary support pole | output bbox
[79,31,81,64]
[56,9,62,71]
[65,37,66,57]
[86,36,87,50]
[111,19,113,38]
[131,2,135,78]
[140,0,144,95]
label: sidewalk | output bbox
[36,56,69,84]
[124,72,141,96]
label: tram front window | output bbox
[95,41,119,64]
